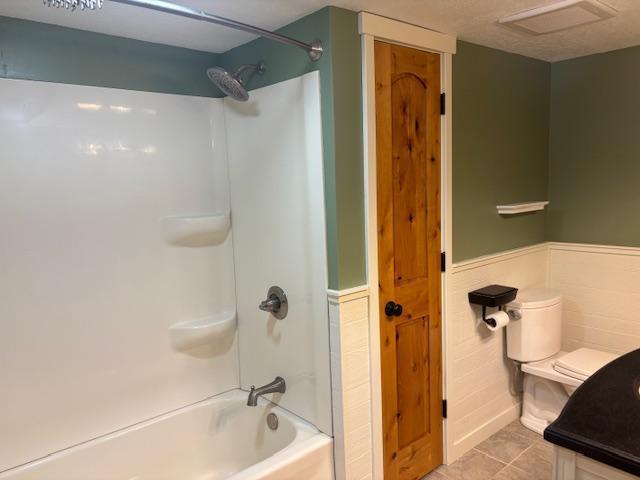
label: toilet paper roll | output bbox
[484,310,510,331]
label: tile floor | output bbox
[424,420,553,480]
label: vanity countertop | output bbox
[544,348,640,477]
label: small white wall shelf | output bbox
[496,201,549,215]
[169,311,236,351]
[162,212,230,246]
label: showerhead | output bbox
[207,67,248,102]
[207,63,265,102]
[43,0,103,10]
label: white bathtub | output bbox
[0,390,334,480]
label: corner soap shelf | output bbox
[496,201,549,215]
[162,212,230,246]
[169,311,236,351]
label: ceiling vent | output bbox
[499,0,617,35]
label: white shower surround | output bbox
[0,73,331,477]
[224,72,332,435]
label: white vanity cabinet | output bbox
[554,446,639,480]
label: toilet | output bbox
[505,288,619,434]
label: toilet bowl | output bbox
[506,289,619,434]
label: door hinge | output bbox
[440,93,446,115]
[441,252,446,272]
[442,399,448,419]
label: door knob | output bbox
[385,301,403,317]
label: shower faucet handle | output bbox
[258,286,288,320]
[259,296,281,312]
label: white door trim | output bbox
[359,12,457,54]
[359,12,456,478]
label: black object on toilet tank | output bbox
[468,285,518,327]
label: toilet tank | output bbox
[506,288,562,362]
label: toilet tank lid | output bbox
[510,288,562,309]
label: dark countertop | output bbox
[544,348,640,477]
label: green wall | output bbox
[548,46,640,246]
[453,41,551,261]
[0,16,222,97]
[220,7,365,289]
[454,42,640,259]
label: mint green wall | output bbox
[454,42,640,259]
[453,41,551,261]
[0,16,222,97]
[221,7,365,289]
[548,46,640,246]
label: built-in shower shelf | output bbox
[169,311,236,351]
[496,201,549,215]
[162,212,230,246]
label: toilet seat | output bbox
[522,348,619,386]
[552,347,618,382]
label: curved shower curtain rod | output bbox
[46,0,324,61]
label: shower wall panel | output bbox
[0,79,238,472]
[225,72,332,434]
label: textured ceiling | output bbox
[2,0,640,62]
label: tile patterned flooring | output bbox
[424,421,553,480]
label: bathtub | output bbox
[0,389,334,480]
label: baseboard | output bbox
[446,404,521,464]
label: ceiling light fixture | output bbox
[499,0,617,35]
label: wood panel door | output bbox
[375,41,443,480]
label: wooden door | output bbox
[375,41,443,480]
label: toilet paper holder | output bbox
[468,284,518,328]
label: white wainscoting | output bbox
[331,241,640,473]
[446,244,549,462]
[332,242,640,471]
[328,287,373,480]
[548,242,640,355]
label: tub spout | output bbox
[247,376,286,406]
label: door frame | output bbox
[359,13,456,478]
